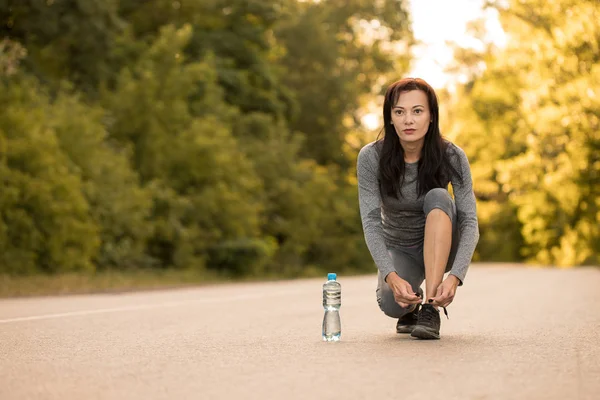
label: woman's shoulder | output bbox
[444,140,469,165]
[444,140,465,155]
[358,141,381,163]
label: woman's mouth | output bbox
[403,129,416,134]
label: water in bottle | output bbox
[322,272,341,342]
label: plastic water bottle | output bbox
[322,272,341,342]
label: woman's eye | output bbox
[415,109,422,114]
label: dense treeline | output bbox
[445,0,599,266]
[0,0,597,278]
[0,0,413,276]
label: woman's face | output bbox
[390,90,431,144]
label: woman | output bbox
[357,77,479,340]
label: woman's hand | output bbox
[385,272,422,308]
[430,275,460,308]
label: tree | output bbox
[49,91,154,269]
[275,0,414,166]
[0,75,100,273]
[118,0,291,118]
[0,0,417,278]
[105,25,266,271]
[1,0,124,93]
[446,0,600,265]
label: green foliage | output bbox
[49,91,153,270]
[207,237,277,277]
[0,0,416,278]
[118,0,290,117]
[0,76,99,273]
[231,113,372,276]
[447,0,600,265]
[105,24,264,271]
[0,38,27,76]
[1,0,124,92]
[275,0,413,166]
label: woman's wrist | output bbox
[447,274,461,286]
[385,271,399,283]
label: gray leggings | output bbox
[376,188,460,319]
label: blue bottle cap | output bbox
[327,273,337,281]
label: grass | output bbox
[0,266,342,298]
[2,261,443,299]
[0,269,226,298]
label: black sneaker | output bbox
[411,304,441,340]
[396,304,420,334]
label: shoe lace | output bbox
[412,303,421,315]
[442,306,449,319]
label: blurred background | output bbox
[0,0,598,295]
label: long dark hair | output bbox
[377,77,461,198]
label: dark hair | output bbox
[377,77,461,198]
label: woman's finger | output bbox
[444,296,454,307]
[403,294,420,302]
[439,293,454,306]
[397,287,417,301]
[397,295,420,305]
[439,295,454,308]
[429,298,443,307]
[430,288,446,303]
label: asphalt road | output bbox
[1,264,599,400]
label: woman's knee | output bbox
[423,188,454,220]
[377,293,413,318]
[376,284,419,318]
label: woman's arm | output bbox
[448,145,480,284]
[357,144,396,280]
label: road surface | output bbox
[1,264,599,400]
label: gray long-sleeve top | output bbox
[357,141,480,284]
